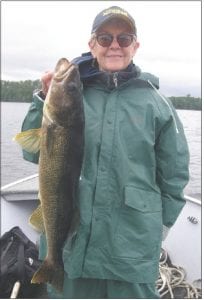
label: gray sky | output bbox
[2,1,201,97]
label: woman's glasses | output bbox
[95,33,136,48]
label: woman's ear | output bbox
[133,41,140,56]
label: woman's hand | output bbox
[41,71,53,96]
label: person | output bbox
[21,5,189,299]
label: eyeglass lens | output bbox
[96,33,134,48]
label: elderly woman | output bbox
[21,6,189,299]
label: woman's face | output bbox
[89,20,139,72]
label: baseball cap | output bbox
[91,6,137,35]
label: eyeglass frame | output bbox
[92,32,137,48]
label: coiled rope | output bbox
[157,249,202,298]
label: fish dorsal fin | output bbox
[13,128,42,153]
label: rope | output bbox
[157,249,202,298]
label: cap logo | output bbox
[103,8,128,17]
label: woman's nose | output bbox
[110,36,120,48]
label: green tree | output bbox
[1,80,40,102]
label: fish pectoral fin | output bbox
[13,128,42,153]
[29,204,45,233]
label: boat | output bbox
[1,174,202,298]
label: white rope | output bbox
[10,281,21,299]
[157,249,202,298]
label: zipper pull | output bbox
[113,72,118,88]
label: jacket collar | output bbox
[72,52,159,89]
[72,52,140,89]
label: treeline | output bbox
[1,80,41,103]
[0,80,202,110]
[169,96,201,111]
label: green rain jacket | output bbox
[21,54,189,284]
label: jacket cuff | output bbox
[33,91,45,110]
[37,90,46,100]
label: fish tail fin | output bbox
[31,259,64,292]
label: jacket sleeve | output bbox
[21,92,44,164]
[155,100,190,228]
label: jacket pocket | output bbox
[124,186,162,212]
[112,186,162,260]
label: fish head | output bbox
[44,58,83,126]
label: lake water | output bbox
[1,102,201,200]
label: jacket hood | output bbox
[72,52,159,89]
[72,52,101,81]
[138,72,159,89]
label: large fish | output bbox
[14,58,84,292]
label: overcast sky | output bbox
[2,1,201,96]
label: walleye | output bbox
[14,58,84,292]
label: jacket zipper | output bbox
[147,80,179,133]
[113,72,118,88]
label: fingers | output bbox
[41,71,54,96]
